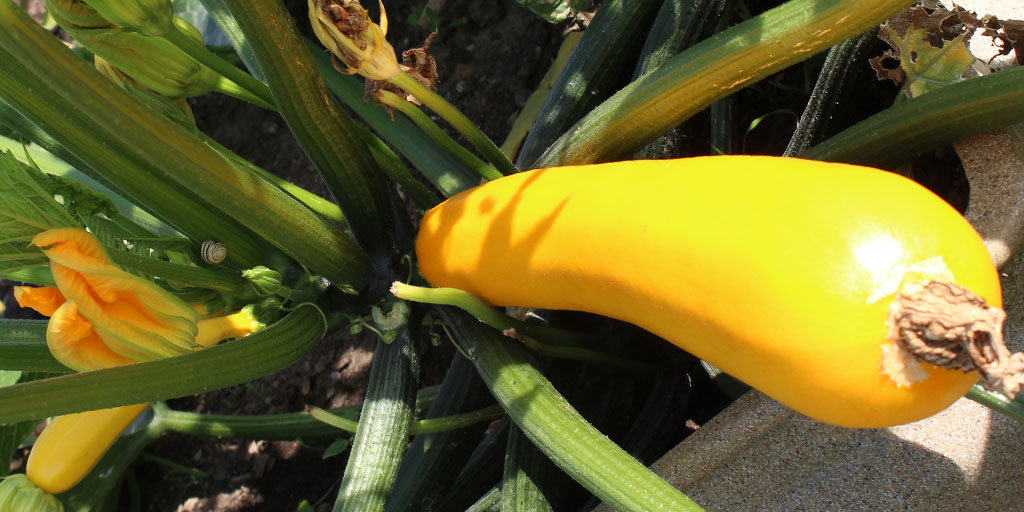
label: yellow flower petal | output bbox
[13,286,66,317]
[195,309,263,348]
[47,301,135,371]
[33,228,199,366]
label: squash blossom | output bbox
[308,0,400,81]
[13,228,259,371]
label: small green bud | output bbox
[0,475,64,512]
[242,266,286,297]
[81,0,172,36]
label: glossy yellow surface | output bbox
[416,156,1001,428]
[26,403,150,494]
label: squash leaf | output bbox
[0,150,80,277]
[870,4,978,99]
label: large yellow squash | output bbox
[415,156,1002,428]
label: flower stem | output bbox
[390,282,648,372]
[377,90,501,182]
[390,71,518,175]
[391,282,590,348]
[307,403,505,435]
[163,21,276,110]
[966,384,1024,425]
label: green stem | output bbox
[225,0,398,263]
[390,71,518,176]
[391,282,592,348]
[334,330,418,512]
[966,384,1024,425]
[377,91,501,182]
[163,21,276,110]
[0,320,71,373]
[441,309,705,512]
[0,304,327,424]
[199,132,346,224]
[149,385,445,438]
[308,404,505,435]
[531,0,916,167]
[108,249,248,293]
[802,66,1024,167]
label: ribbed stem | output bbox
[0,321,70,373]
[0,304,326,423]
[441,309,705,512]
[802,66,1024,167]
[532,0,916,167]
[333,330,419,512]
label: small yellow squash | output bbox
[26,403,149,494]
[415,156,1004,428]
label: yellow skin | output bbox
[26,403,150,495]
[415,156,1001,428]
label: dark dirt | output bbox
[6,0,975,511]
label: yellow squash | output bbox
[415,156,1002,428]
[26,403,149,494]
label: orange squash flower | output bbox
[17,228,264,371]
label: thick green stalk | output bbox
[390,71,518,176]
[334,329,419,512]
[532,0,916,167]
[516,0,664,167]
[802,66,1024,167]
[502,425,556,511]
[440,309,705,512]
[0,321,71,373]
[224,0,398,264]
[0,5,372,287]
[108,250,248,293]
[386,354,496,512]
[784,30,877,157]
[0,304,326,424]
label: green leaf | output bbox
[0,150,80,277]
[322,437,352,459]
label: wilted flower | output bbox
[309,0,400,81]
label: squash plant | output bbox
[0,0,1023,510]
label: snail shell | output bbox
[200,241,227,265]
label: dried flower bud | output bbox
[309,0,400,81]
